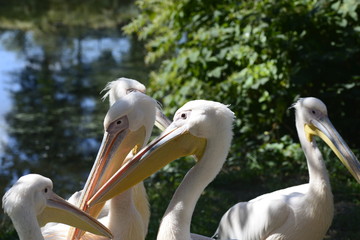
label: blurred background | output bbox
[0,0,359,239]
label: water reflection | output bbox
[0,1,150,235]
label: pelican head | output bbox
[88,100,235,206]
[102,77,146,106]
[2,174,112,239]
[294,97,360,183]
[94,91,157,180]
[103,77,171,130]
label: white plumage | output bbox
[215,97,360,240]
[3,174,112,240]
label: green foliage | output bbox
[0,228,17,240]
[125,0,360,179]
[125,0,360,238]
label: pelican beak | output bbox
[69,116,146,239]
[87,124,207,206]
[155,107,172,131]
[77,116,146,212]
[85,117,146,199]
[305,117,360,183]
[37,192,113,238]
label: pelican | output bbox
[213,97,360,240]
[87,100,235,240]
[68,79,170,240]
[2,174,112,240]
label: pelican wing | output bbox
[215,184,309,240]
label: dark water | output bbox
[0,0,150,234]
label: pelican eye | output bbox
[181,113,187,119]
[312,110,316,114]
[126,88,137,94]
[44,188,48,193]
[117,120,122,125]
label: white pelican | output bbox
[2,174,112,240]
[87,100,235,240]
[68,86,169,240]
[213,97,360,240]
[70,78,148,230]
